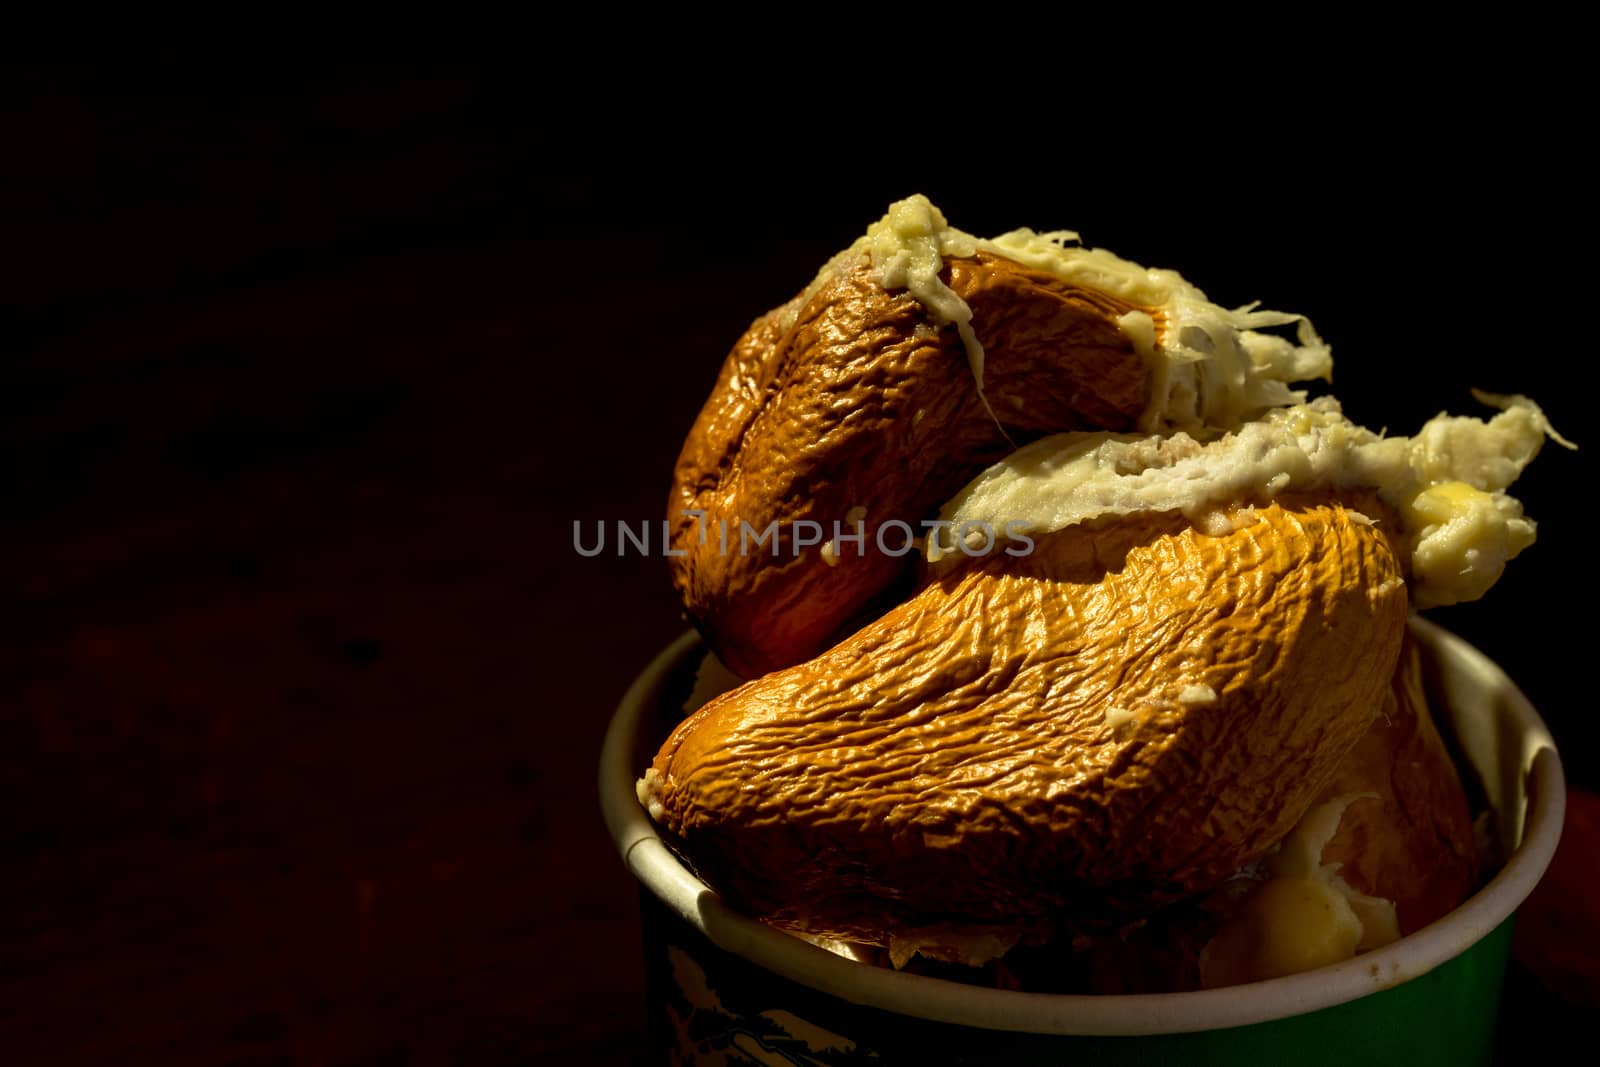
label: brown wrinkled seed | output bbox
[668,251,1157,678]
[648,494,1409,949]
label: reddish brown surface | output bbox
[1514,789,1600,1007]
[3,246,703,1064]
[4,81,1595,1064]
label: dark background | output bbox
[4,77,1593,1063]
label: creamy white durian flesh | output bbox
[791,193,1335,437]
[939,392,1568,608]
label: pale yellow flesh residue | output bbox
[1199,795,1399,987]
[788,193,1333,436]
[941,393,1569,608]
[791,195,1572,608]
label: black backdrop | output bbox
[4,77,1591,1063]
[12,78,1588,746]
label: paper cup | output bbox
[599,617,1563,1064]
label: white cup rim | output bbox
[599,618,1564,1036]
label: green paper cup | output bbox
[599,617,1563,1064]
